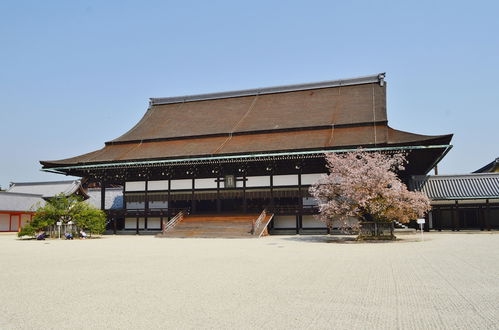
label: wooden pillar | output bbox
[122,179,127,233]
[455,201,460,231]
[216,175,221,213]
[296,215,301,235]
[144,180,149,231]
[122,181,127,211]
[270,173,274,211]
[243,172,247,213]
[113,216,117,234]
[167,179,171,221]
[450,205,455,231]
[100,180,106,211]
[486,199,491,231]
[135,216,139,235]
[298,172,303,208]
[100,179,107,234]
[297,171,302,234]
[436,206,442,231]
[433,207,438,231]
[191,177,196,214]
[479,205,484,231]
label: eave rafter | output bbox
[42,144,452,174]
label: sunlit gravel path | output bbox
[0,232,498,329]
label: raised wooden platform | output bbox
[158,213,272,238]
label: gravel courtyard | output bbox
[0,232,498,329]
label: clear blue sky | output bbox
[1,0,498,189]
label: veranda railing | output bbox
[162,211,185,234]
[251,209,267,235]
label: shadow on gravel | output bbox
[280,235,422,244]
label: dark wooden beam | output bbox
[479,205,484,231]
[191,177,196,214]
[486,199,491,231]
[144,180,149,231]
[166,179,171,226]
[270,173,274,211]
[136,216,139,235]
[216,175,221,213]
[100,180,106,211]
[243,172,247,213]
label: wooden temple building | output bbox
[410,174,499,231]
[41,73,453,235]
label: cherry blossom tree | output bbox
[309,150,431,235]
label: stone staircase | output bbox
[393,220,416,234]
[157,213,272,238]
[393,220,409,229]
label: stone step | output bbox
[158,213,266,238]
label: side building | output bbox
[410,173,499,230]
[0,192,44,232]
[40,74,453,234]
[7,180,88,200]
[0,180,88,232]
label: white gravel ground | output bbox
[0,232,498,329]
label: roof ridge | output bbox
[0,191,44,197]
[10,180,79,186]
[150,73,385,106]
[413,173,499,179]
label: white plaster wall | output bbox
[126,201,145,209]
[246,176,270,187]
[125,218,135,229]
[273,215,297,229]
[148,180,169,191]
[125,181,146,192]
[301,173,327,185]
[273,175,298,186]
[0,214,10,231]
[147,217,161,229]
[10,215,19,231]
[302,215,327,228]
[303,197,318,207]
[195,178,217,189]
[149,201,168,209]
[171,179,193,190]
[125,218,145,229]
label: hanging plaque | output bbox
[224,175,235,188]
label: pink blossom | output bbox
[309,150,431,230]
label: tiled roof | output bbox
[85,188,123,210]
[0,192,45,212]
[41,126,451,167]
[7,180,86,199]
[112,75,388,143]
[40,74,452,170]
[409,173,499,200]
[473,157,499,173]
